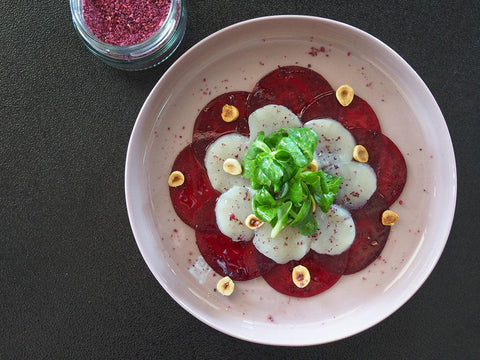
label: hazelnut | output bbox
[335,84,354,107]
[221,104,240,122]
[168,171,185,187]
[305,158,319,172]
[292,265,311,288]
[245,214,264,229]
[382,210,399,226]
[353,144,369,163]
[216,276,235,296]
[223,158,242,175]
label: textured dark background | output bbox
[2,1,479,359]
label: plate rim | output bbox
[125,15,457,346]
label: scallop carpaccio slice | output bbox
[343,192,390,274]
[247,66,333,116]
[195,197,260,281]
[350,128,407,206]
[300,92,382,132]
[256,250,342,297]
[169,143,220,228]
[192,91,250,163]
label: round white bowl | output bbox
[125,16,456,345]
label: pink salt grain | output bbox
[83,0,171,46]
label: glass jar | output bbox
[70,0,186,71]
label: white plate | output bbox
[125,16,456,346]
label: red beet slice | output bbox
[343,192,390,274]
[169,144,220,228]
[350,128,407,206]
[256,251,341,297]
[195,197,260,281]
[247,66,332,116]
[190,131,236,168]
[192,91,249,162]
[300,92,382,132]
[308,250,349,275]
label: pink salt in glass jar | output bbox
[70,0,186,70]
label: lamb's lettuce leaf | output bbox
[242,127,342,237]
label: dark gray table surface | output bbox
[2,1,479,359]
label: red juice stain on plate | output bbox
[83,0,171,46]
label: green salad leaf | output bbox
[242,127,342,237]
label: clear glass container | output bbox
[70,0,186,71]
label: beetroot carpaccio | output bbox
[169,66,407,298]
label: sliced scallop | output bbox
[204,133,250,192]
[303,119,356,168]
[325,161,377,209]
[248,104,302,140]
[215,186,255,242]
[253,224,311,264]
[310,205,355,255]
